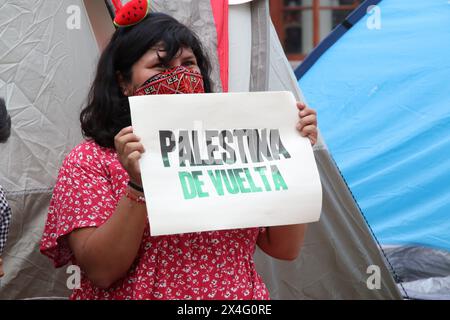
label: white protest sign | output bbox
[129,91,322,236]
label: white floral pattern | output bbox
[40,140,269,300]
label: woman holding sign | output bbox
[40,8,317,300]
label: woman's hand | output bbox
[0,257,4,278]
[296,102,318,146]
[114,126,145,186]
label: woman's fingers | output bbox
[296,123,317,136]
[127,151,143,184]
[114,126,145,184]
[298,114,317,128]
[298,124,318,146]
[299,124,317,135]
[298,106,316,118]
[123,142,145,156]
[296,102,318,146]
[114,126,133,143]
[116,133,140,149]
[297,102,317,115]
[296,102,306,111]
[114,127,141,153]
[128,150,143,173]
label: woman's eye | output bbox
[183,60,196,66]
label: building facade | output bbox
[270,0,361,65]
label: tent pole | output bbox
[313,0,320,46]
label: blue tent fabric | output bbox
[297,0,450,252]
[295,0,382,80]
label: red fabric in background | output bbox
[210,0,229,92]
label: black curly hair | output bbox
[80,12,213,148]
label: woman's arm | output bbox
[68,193,147,289]
[256,103,317,260]
[257,224,307,260]
[68,127,147,288]
[0,257,4,278]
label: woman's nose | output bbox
[170,60,183,68]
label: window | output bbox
[270,0,361,63]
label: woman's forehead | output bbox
[145,45,195,59]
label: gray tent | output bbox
[0,0,401,299]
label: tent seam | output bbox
[5,188,53,196]
[327,153,410,299]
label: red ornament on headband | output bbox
[112,0,150,28]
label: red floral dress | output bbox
[40,140,270,300]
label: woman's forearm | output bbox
[257,224,307,261]
[68,194,147,288]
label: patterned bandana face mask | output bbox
[134,66,205,96]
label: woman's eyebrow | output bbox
[144,50,166,63]
[182,52,197,60]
